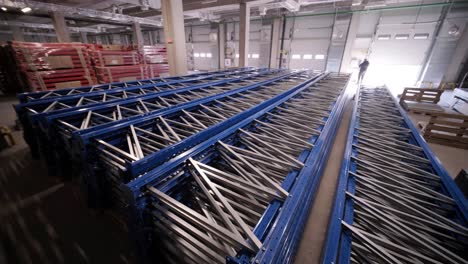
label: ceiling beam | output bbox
[0,21,101,33]
[0,0,162,26]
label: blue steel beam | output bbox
[79,71,314,207]
[35,69,282,178]
[118,73,350,263]
[17,67,252,103]
[322,86,468,264]
[39,69,281,136]
[15,68,259,118]
[16,68,262,158]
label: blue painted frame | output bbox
[321,86,468,264]
[17,67,252,103]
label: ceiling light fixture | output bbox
[21,7,32,13]
[1,7,7,11]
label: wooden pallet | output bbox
[423,112,468,149]
[399,87,443,110]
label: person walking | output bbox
[358,59,369,83]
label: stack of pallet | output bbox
[90,44,146,83]
[10,41,96,91]
[140,44,169,78]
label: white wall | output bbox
[285,15,334,71]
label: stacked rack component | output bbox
[17,67,252,103]
[10,41,96,91]
[323,87,468,264]
[95,65,147,83]
[140,45,169,78]
[43,68,279,177]
[147,64,170,79]
[15,68,262,168]
[89,49,140,67]
[79,70,309,207]
[116,73,350,263]
[140,45,167,64]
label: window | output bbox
[206,53,212,58]
[414,33,429,40]
[194,53,200,57]
[252,54,259,59]
[377,34,391,40]
[303,54,313,59]
[200,53,206,58]
[395,34,409,40]
[292,54,301,59]
[315,54,325,60]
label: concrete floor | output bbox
[0,96,134,264]
[0,89,466,263]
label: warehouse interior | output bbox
[0,0,467,264]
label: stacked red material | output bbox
[10,42,92,71]
[95,65,146,83]
[25,68,96,90]
[146,64,170,79]
[139,45,169,77]
[140,45,168,64]
[89,50,141,67]
[93,44,169,82]
[10,41,96,91]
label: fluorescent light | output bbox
[315,54,325,60]
[1,7,7,11]
[377,34,391,40]
[414,33,429,40]
[206,53,212,58]
[395,34,409,40]
[303,54,313,59]
[21,7,32,13]
[200,53,206,58]
[252,54,259,59]
[292,54,301,59]
[194,53,200,57]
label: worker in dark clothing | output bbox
[358,59,369,83]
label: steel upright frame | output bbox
[322,86,468,264]
[118,73,351,263]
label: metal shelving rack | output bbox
[17,67,253,103]
[119,73,351,263]
[322,86,468,264]
[14,68,270,165]
[81,70,317,208]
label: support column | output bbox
[80,32,88,43]
[132,22,144,47]
[50,12,71,42]
[11,26,24,41]
[239,1,250,67]
[444,24,468,82]
[340,13,360,73]
[269,18,281,69]
[218,23,226,69]
[161,0,188,75]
